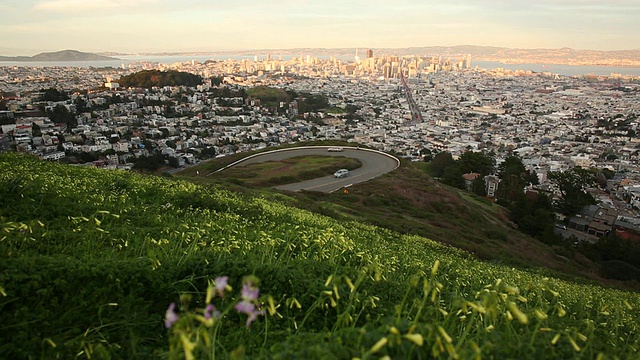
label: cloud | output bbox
[32,0,156,12]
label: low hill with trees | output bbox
[117,70,202,88]
[245,85,291,105]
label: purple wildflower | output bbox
[241,283,259,301]
[164,302,179,328]
[214,276,229,297]
[204,303,221,320]
[234,280,265,328]
[204,304,214,319]
[245,308,265,328]
[235,300,256,315]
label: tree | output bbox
[498,155,526,179]
[442,164,465,189]
[525,171,539,186]
[200,147,217,159]
[508,192,558,243]
[74,97,89,113]
[132,153,166,171]
[297,94,329,113]
[41,88,69,102]
[429,152,455,177]
[496,155,536,202]
[31,122,42,137]
[46,104,77,132]
[548,168,596,215]
[118,70,203,88]
[471,178,486,196]
[458,151,495,176]
[497,174,524,202]
[420,148,433,162]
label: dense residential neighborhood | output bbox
[2,54,640,241]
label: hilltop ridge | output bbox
[0,49,118,62]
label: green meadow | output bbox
[0,152,638,359]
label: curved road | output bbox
[221,147,399,193]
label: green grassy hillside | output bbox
[180,151,608,284]
[1,153,639,359]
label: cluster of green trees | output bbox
[117,70,203,89]
[41,88,69,102]
[46,104,77,130]
[428,150,501,191]
[577,235,640,281]
[297,93,330,114]
[427,150,640,282]
[245,86,291,105]
[208,87,245,99]
[132,153,166,171]
[427,151,599,244]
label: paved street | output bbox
[223,147,399,193]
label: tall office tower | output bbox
[266,54,271,61]
[382,63,391,79]
[366,49,373,58]
[355,49,361,64]
[466,54,472,69]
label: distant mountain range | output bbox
[0,50,118,62]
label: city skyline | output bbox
[1,0,639,56]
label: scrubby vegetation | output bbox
[1,153,639,359]
[212,155,362,187]
[245,86,291,106]
[117,70,203,88]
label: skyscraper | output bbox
[466,54,472,69]
[366,49,373,59]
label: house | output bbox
[568,205,618,238]
[462,172,481,191]
[41,151,66,161]
[484,175,501,199]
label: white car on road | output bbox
[327,147,344,152]
[334,169,349,178]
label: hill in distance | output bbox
[0,49,118,62]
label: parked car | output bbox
[327,147,343,152]
[334,169,349,178]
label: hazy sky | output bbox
[1,0,639,55]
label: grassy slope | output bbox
[187,151,607,285]
[284,163,606,282]
[1,153,639,359]
[210,155,362,187]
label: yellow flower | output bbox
[568,337,581,352]
[370,337,388,353]
[534,309,548,320]
[180,334,196,360]
[508,302,528,324]
[403,333,424,346]
[437,326,452,344]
